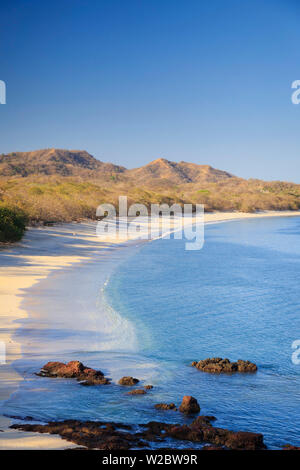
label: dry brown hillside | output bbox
[0,148,300,222]
[0,149,126,178]
[126,158,234,187]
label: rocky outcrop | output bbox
[142,415,266,450]
[11,420,142,450]
[118,376,139,386]
[36,361,110,385]
[179,396,200,414]
[144,385,153,390]
[192,358,257,373]
[11,414,266,450]
[154,403,177,411]
[282,444,300,450]
[127,389,147,395]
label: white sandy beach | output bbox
[1,210,300,449]
[0,222,131,449]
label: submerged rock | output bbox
[144,385,153,390]
[118,376,139,386]
[36,361,110,385]
[154,403,177,411]
[179,396,200,414]
[127,389,147,395]
[192,358,257,373]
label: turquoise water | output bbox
[3,217,300,449]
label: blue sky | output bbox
[1,0,300,181]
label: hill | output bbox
[127,158,234,187]
[0,150,234,185]
[0,148,300,223]
[0,149,126,178]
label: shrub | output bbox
[0,206,27,242]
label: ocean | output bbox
[2,216,300,449]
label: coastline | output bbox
[1,209,300,449]
[0,222,137,449]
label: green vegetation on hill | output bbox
[0,206,27,242]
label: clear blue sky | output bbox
[1,0,300,181]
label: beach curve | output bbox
[1,210,300,449]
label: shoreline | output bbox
[0,222,138,449]
[1,210,300,449]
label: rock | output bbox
[189,416,265,450]
[192,416,216,425]
[165,416,266,450]
[10,420,142,450]
[144,385,153,390]
[202,445,224,450]
[236,359,257,372]
[282,444,300,450]
[192,357,257,374]
[127,389,147,395]
[36,361,110,385]
[4,414,34,421]
[224,430,265,450]
[11,414,266,450]
[179,396,200,414]
[154,403,177,411]
[118,376,139,386]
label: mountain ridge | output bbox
[1,148,300,223]
[0,148,235,185]
[0,149,126,178]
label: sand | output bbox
[1,210,300,449]
[204,210,300,224]
[0,222,122,449]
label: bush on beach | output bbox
[0,206,27,242]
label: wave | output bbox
[96,273,139,353]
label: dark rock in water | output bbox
[11,414,266,450]
[167,416,265,450]
[193,416,217,425]
[202,445,225,450]
[144,385,153,390]
[282,444,300,450]
[127,389,147,395]
[236,359,257,372]
[192,357,257,373]
[4,414,34,421]
[179,396,200,414]
[118,376,139,386]
[36,361,110,385]
[226,431,265,450]
[10,420,142,450]
[154,403,177,411]
[141,415,266,450]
